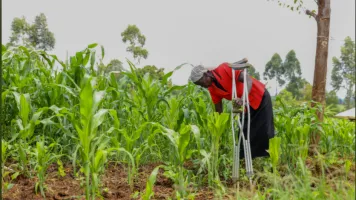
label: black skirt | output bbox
[238,89,275,159]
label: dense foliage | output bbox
[2,44,355,200]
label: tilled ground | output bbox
[2,162,219,200]
[2,158,355,200]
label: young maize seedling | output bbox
[268,137,281,175]
[159,124,200,198]
[32,141,61,198]
[207,112,229,190]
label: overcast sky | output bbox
[2,0,355,97]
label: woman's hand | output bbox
[232,98,243,113]
[234,98,243,107]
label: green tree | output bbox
[137,65,164,80]
[274,89,297,107]
[248,67,261,80]
[301,81,312,101]
[283,50,304,99]
[263,53,284,96]
[8,17,29,47]
[105,59,124,73]
[326,90,339,106]
[285,77,306,100]
[137,65,173,87]
[8,13,55,51]
[331,36,355,109]
[283,50,302,81]
[121,25,148,64]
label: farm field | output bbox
[1,45,355,200]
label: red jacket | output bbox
[208,62,265,110]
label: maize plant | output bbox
[1,44,355,200]
[158,124,200,198]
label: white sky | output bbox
[2,0,355,98]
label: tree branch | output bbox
[306,9,317,20]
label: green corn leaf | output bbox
[35,182,39,194]
[62,72,80,90]
[2,51,12,60]
[191,125,201,150]
[198,150,211,174]
[161,71,174,85]
[269,136,281,172]
[92,90,105,114]
[83,52,90,66]
[2,140,8,163]
[18,146,28,171]
[2,44,7,52]
[72,145,81,175]
[108,109,120,129]
[142,165,162,200]
[76,52,83,65]
[74,123,84,144]
[120,129,133,144]
[185,149,197,160]
[6,184,14,191]
[163,85,186,97]
[88,43,98,48]
[19,94,31,127]
[170,62,190,73]
[101,45,105,59]
[133,144,149,166]
[2,89,9,105]
[48,83,77,97]
[108,147,136,189]
[109,73,119,88]
[31,110,44,122]
[93,150,107,171]
[40,53,53,68]
[160,127,178,149]
[40,117,56,126]
[178,125,191,162]
[12,92,21,112]
[49,105,65,114]
[132,122,151,141]
[70,56,77,66]
[90,51,96,68]
[96,136,111,152]
[80,78,94,119]
[19,46,30,58]
[11,172,20,180]
[92,172,99,195]
[50,55,66,69]
[91,109,109,133]
[57,160,66,177]
[161,63,191,85]
[345,160,351,174]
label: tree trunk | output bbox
[310,0,331,146]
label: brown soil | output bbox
[2,162,219,200]
[3,159,354,200]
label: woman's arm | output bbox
[215,101,223,114]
